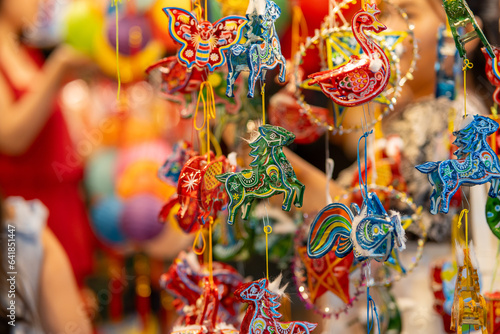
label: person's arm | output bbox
[0,46,90,155]
[38,227,92,334]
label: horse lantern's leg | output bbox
[226,51,237,98]
[292,178,305,208]
[225,177,244,225]
[278,55,286,83]
[488,178,500,197]
[280,182,295,211]
[247,47,260,98]
[241,198,254,220]
[429,188,440,215]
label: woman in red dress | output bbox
[0,0,95,286]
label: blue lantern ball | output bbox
[90,196,127,245]
[85,148,117,200]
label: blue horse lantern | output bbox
[216,125,304,225]
[416,115,500,214]
[307,192,406,263]
[225,0,286,98]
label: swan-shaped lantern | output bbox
[307,4,390,107]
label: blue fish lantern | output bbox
[416,115,500,214]
[225,0,286,98]
[307,192,406,263]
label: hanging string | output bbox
[357,116,373,201]
[114,0,122,100]
[325,132,334,205]
[462,59,473,117]
[366,287,381,334]
[263,200,272,281]
[208,217,214,286]
[194,81,216,162]
[193,228,206,255]
[264,225,272,281]
[457,208,469,250]
[262,83,266,125]
[193,0,203,21]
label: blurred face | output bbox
[380,0,446,107]
[0,0,42,32]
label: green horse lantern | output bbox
[216,125,305,225]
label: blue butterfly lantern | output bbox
[416,114,500,214]
[225,0,286,98]
[307,132,406,263]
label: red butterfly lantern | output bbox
[163,8,247,71]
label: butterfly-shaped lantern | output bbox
[163,7,247,71]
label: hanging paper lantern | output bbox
[416,115,500,214]
[160,251,244,326]
[235,276,317,334]
[450,245,488,333]
[216,125,304,225]
[485,196,500,239]
[116,160,175,200]
[115,140,170,178]
[120,194,164,241]
[163,7,247,72]
[90,196,127,245]
[485,292,500,333]
[482,46,500,105]
[106,15,153,56]
[64,0,104,56]
[85,148,118,200]
[269,89,326,144]
[225,0,285,98]
[93,16,164,83]
[307,4,391,107]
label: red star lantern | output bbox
[297,245,353,304]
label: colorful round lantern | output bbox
[115,140,171,179]
[269,89,326,144]
[64,0,104,56]
[485,196,500,239]
[106,15,153,56]
[90,196,127,245]
[93,17,164,83]
[120,194,165,241]
[85,148,118,200]
[120,117,163,147]
[116,160,175,200]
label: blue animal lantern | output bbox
[416,114,500,214]
[225,0,286,98]
[216,125,304,225]
[158,140,194,187]
[307,192,406,263]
